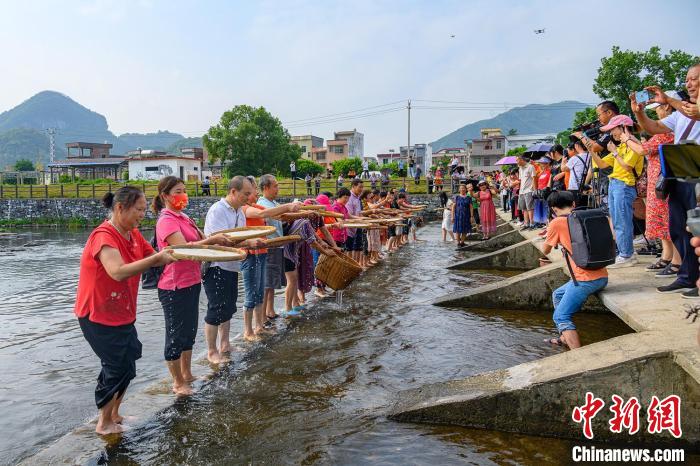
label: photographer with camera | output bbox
[549,145,567,192]
[631,63,700,296]
[572,101,619,207]
[588,115,644,269]
[561,138,590,202]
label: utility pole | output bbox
[46,128,56,163]
[406,99,411,186]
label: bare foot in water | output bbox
[183,374,197,383]
[220,342,232,354]
[207,350,223,364]
[255,327,276,336]
[96,421,126,435]
[172,383,194,396]
[244,332,262,342]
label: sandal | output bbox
[646,259,670,272]
[544,337,565,347]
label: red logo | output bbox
[572,392,606,439]
[608,395,641,435]
[573,393,683,439]
[647,395,682,438]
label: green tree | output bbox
[557,107,597,145]
[331,158,379,176]
[203,105,302,177]
[294,158,325,176]
[435,155,450,170]
[506,146,526,157]
[507,128,518,136]
[14,159,35,171]
[593,46,699,115]
[380,161,399,176]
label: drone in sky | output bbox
[534,28,545,34]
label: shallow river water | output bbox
[0,223,633,465]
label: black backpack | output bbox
[562,208,616,285]
[141,227,163,290]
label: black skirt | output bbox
[79,317,142,409]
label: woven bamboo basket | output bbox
[314,252,363,290]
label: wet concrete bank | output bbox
[448,238,545,272]
[393,210,700,446]
[435,263,605,313]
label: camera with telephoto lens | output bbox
[569,121,612,153]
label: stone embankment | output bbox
[390,210,700,447]
[0,195,445,225]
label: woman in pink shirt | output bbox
[153,176,233,396]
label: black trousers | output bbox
[668,181,699,287]
[158,283,201,361]
[79,317,142,409]
[203,267,238,325]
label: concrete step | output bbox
[389,331,699,446]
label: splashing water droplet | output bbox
[335,290,344,306]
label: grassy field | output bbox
[0,177,435,199]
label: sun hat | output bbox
[600,114,634,132]
[646,90,682,109]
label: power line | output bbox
[413,99,598,106]
[285,107,405,128]
[283,99,407,124]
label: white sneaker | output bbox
[633,236,646,245]
[607,255,638,269]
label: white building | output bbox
[128,156,203,181]
[505,133,556,152]
[334,129,364,158]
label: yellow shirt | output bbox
[601,143,643,186]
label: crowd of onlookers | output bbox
[440,63,700,349]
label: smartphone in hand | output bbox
[635,89,651,105]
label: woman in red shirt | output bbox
[74,187,176,435]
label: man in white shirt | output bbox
[632,63,700,296]
[515,155,536,229]
[203,175,261,363]
[362,160,370,179]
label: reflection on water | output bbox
[1,225,633,465]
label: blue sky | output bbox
[1,0,698,156]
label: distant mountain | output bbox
[0,128,53,169]
[119,131,185,153]
[0,91,186,168]
[429,101,590,152]
[166,137,203,154]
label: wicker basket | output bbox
[314,252,363,290]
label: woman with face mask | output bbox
[152,176,233,396]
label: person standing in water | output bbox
[242,176,301,339]
[203,176,264,364]
[477,180,498,239]
[153,176,235,396]
[75,186,177,435]
[451,183,473,247]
